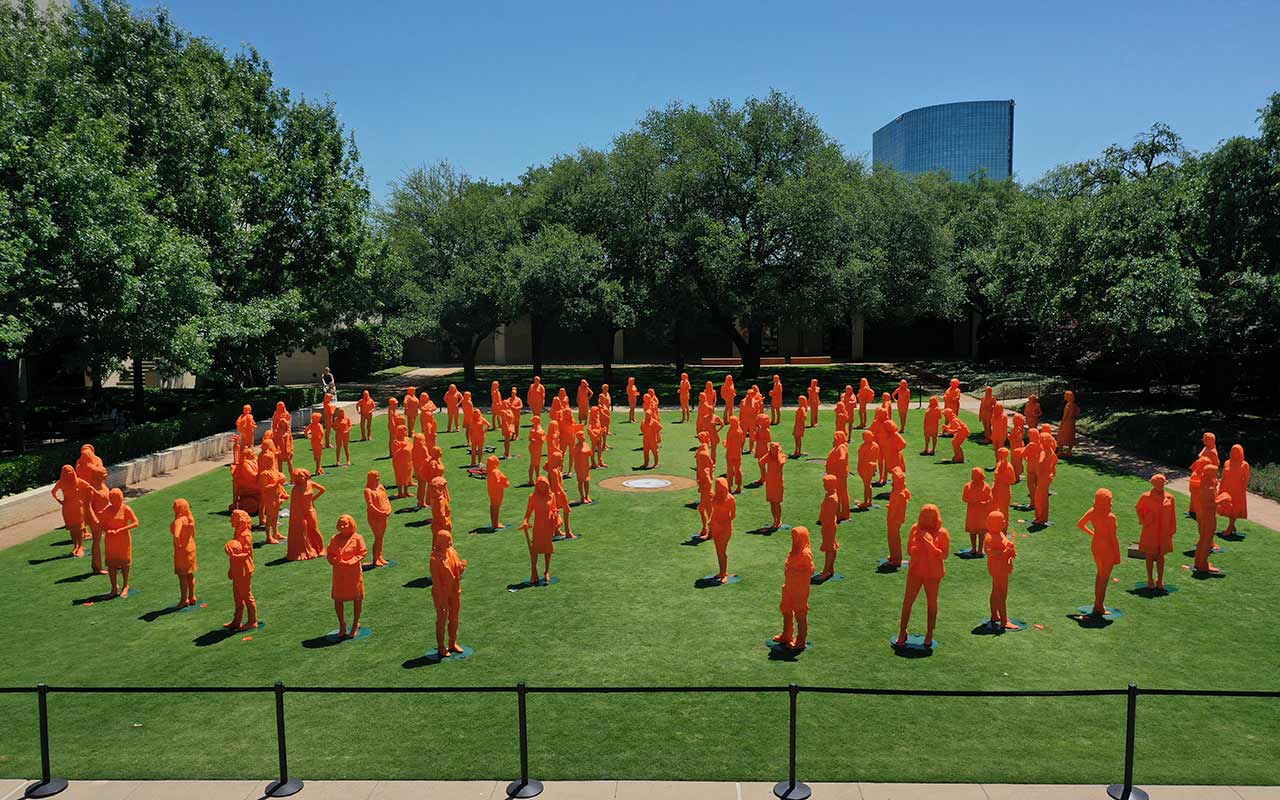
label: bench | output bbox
[789,356,832,365]
[760,357,787,366]
[699,357,742,367]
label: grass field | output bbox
[1,394,1277,785]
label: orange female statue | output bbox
[773,526,815,651]
[891,380,911,431]
[1024,394,1042,431]
[519,477,557,584]
[526,416,545,485]
[817,474,840,580]
[286,469,327,561]
[332,407,352,466]
[1220,444,1251,537]
[943,378,962,417]
[170,499,198,608]
[770,375,783,424]
[576,379,594,423]
[941,409,969,463]
[101,488,140,597]
[857,378,875,428]
[430,529,468,656]
[1058,390,1079,456]
[304,412,325,475]
[223,510,258,631]
[760,441,788,530]
[1194,464,1227,574]
[404,386,420,436]
[641,407,663,468]
[327,515,368,639]
[466,409,492,467]
[444,384,462,432]
[679,373,692,422]
[1136,474,1177,591]
[1077,488,1122,615]
[709,477,737,583]
[357,390,376,441]
[572,432,592,503]
[1032,431,1058,525]
[626,377,640,422]
[364,470,392,567]
[962,467,993,555]
[51,465,91,558]
[921,396,941,455]
[390,423,413,498]
[721,374,737,419]
[989,401,1008,462]
[984,511,1017,630]
[235,404,257,464]
[806,379,820,427]
[791,396,809,456]
[895,504,950,648]
[978,387,995,442]
[885,467,910,568]
[825,430,851,520]
[992,447,1015,530]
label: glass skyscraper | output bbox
[872,100,1014,181]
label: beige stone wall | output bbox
[276,347,331,386]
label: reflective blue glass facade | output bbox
[872,100,1014,181]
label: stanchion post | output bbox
[505,681,544,798]
[264,681,304,798]
[1106,683,1149,800]
[23,684,68,799]
[773,683,811,800]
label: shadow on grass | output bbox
[138,606,183,623]
[193,628,238,647]
[1066,613,1114,629]
[29,554,74,565]
[301,634,344,649]
[71,592,117,606]
[402,576,433,589]
[54,571,98,585]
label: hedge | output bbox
[0,388,325,498]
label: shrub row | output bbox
[0,388,325,498]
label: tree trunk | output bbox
[672,319,686,379]
[598,326,616,385]
[132,350,146,421]
[462,336,480,386]
[740,322,764,380]
[1197,351,1235,413]
[530,317,547,376]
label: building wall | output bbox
[276,347,331,386]
[872,100,1014,181]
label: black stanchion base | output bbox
[1107,784,1150,800]
[773,780,812,799]
[24,778,68,798]
[505,778,545,798]
[264,778,304,798]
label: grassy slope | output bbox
[0,394,1276,784]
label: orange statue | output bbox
[572,431,592,503]
[770,375,783,424]
[921,396,942,456]
[626,377,640,422]
[791,396,809,456]
[1059,391,1079,456]
[77,449,110,574]
[101,488,139,597]
[1076,488,1122,616]
[489,381,503,427]
[404,387,420,436]
[389,422,412,498]
[1135,474,1176,590]
[885,467,911,567]
[467,409,492,467]
[429,476,452,536]
[1024,394,1042,431]
[1198,432,1220,467]
[412,433,431,508]
[303,412,325,475]
[444,384,462,432]
[506,387,523,439]
[327,514,368,639]
[526,377,545,419]
[547,465,574,539]
[707,477,738,582]
[760,441,787,530]
[322,393,336,448]
[751,412,773,484]
[942,409,969,463]
[943,378,962,417]
[891,380,910,431]
[223,510,258,630]
[588,406,607,468]
[1032,431,1058,525]
[834,397,851,442]
[527,416,545,485]
[880,419,907,484]
[459,391,474,432]
[332,407,352,466]
[641,407,663,468]
[895,504,950,648]
[364,470,392,567]
[817,474,840,579]
[773,525,815,651]
[430,529,468,656]
[170,498,198,607]
[696,436,714,538]
[1220,444,1251,536]
[825,430,851,520]
[576,379,593,423]
[231,446,261,517]
[979,387,995,442]
[679,372,692,423]
[52,465,91,558]
[519,477,557,584]
[1188,456,1212,519]
[256,451,286,544]
[962,467,994,555]
[1194,464,1227,574]
[856,378,875,429]
[235,405,257,464]
[720,374,737,419]
[357,390,376,441]
[286,469,327,561]
[270,414,295,478]
[806,379,820,427]
[992,447,1014,530]
[984,511,1017,629]
[989,401,1008,463]
[487,454,513,526]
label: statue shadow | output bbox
[1190,569,1226,581]
[29,554,74,566]
[890,642,935,659]
[766,643,809,662]
[71,592,118,606]
[139,605,183,623]
[301,634,345,649]
[55,571,98,585]
[1066,612,1114,629]
[264,556,292,567]
[1217,532,1246,542]
[630,465,656,471]
[193,628,238,647]
[403,576,433,589]
[401,654,445,669]
[49,538,73,547]
[680,535,710,547]
[747,526,780,537]
[405,518,432,528]
[1027,522,1052,533]
[873,491,891,501]
[394,506,420,514]
[1127,585,1175,599]
[935,459,967,466]
[469,526,504,535]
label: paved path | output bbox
[3,779,1276,800]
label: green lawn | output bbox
[0,398,1276,785]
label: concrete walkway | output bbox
[3,780,1277,800]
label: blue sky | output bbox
[148,0,1280,201]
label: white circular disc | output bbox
[622,477,673,489]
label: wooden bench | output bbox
[699,357,742,367]
[760,357,787,366]
[789,356,832,365]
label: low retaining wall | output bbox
[0,401,358,532]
